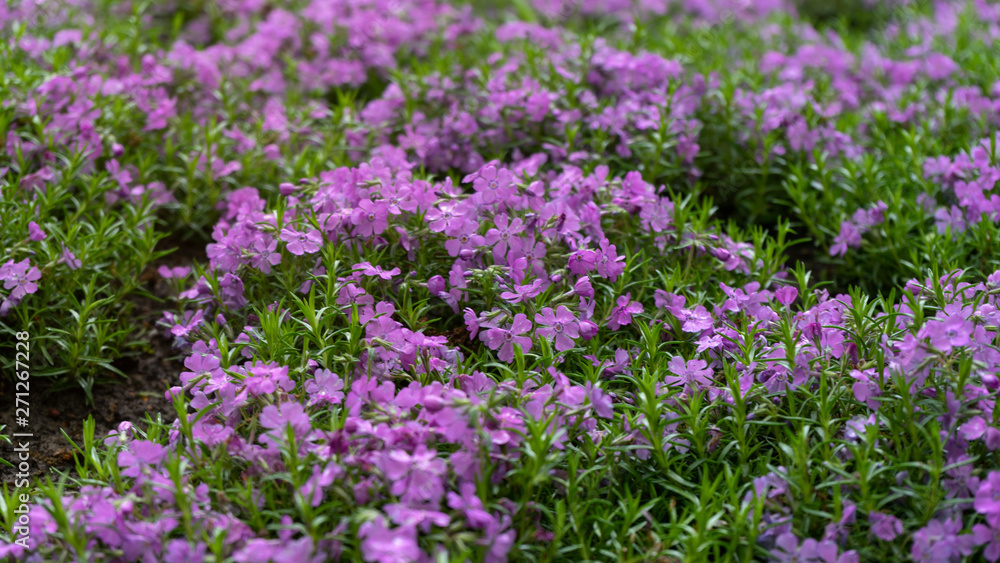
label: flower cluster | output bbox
[8,0,1000,562]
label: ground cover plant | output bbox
[4,0,1000,561]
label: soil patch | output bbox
[0,234,204,485]
[0,329,178,484]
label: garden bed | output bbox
[4,0,1000,562]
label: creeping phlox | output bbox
[7,0,1000,561]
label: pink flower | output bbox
[157,265,191,279]
[485,214,524,258]
[251,238,282,272]
[472,165,514,204]
[820,329,845,358]
[869,512,903,542]
[775,286,798,307]
[973,517,1000,561]
[500,279,543,304]
[484,313,533,362]
[280,227,322,255]
[353,199,389,236]
[338,284,375,307]
[567,248,597,275]
[976,472,1000,518]
[260,402,312,441]
[27,221,46,241]
[679,305,713,333]
[379,444,447,504]
[926,314,974,353]
[304,368,344,406]
[1,259,41,299]
[584,381,614,418]
[595,238,625,281]
[535,306,580,352]
[573,276,595,298]
[959,416,1000,450]
[165,309,204,339]
[850,369,881,410]
[664,357,714,390]
[359,519,422,563]
[606,293,642,331]
[301,464,343,508]
[59,245,81,270]
[445,219,485,257]
[118,440,167,478]
[830,221,862,257]
[426,201,464,234]
[355,261,401,280]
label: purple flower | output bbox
[219,273,247,309]
[166,309,205,340]
[664,357,714,390]
[338,283,375,307]
[1,259,41,300]
[355,261,401,280]
[27,221,46,241]
[445,219,485,257]
[926,314,974,353]
[301,463,343,508]
[359,519,422,563]
[118,440,167,478]
[379,445,447,504]
[535,306,580,352]
[251,238,282,273]
[164,540,208,563]
[59,244,81,270]
[353,199,389,237]
[775,286,798,307]
[960,416,1000,450]
[850,369,882,410]
[935,205,966,235]
[771,533,859,563]
[245,363,295,397]
[830,221,862,257]
[447,481,495,528]
[973,515,1000,562]
[595,238,625,282]
[304,369,344,406]
[944,456,981,499]
[606,293,642,331]
[567,248,597,275]
[383,504,450,532]
[573,276,595,298]
[815,328,844,358]
[844,414,876,443]
[260,402,312,441]
[584,381,614,418]
[280,227,322,256]
[679,305,713,333]
[976,472,1000,518]
[960,417,989,441]
[870,511,903,542]
[104,420,135,446]
[157,265,191,279]
[179,351,222,387]
[426,201,464,234]
[912,518,975,562]
[485,214,525,258]
[500,279,543,305]
[473,165,514,204]
[823,501,856,545]
[484,313,533,362]
[464,308,481,340]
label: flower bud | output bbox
[423,394,445,412]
